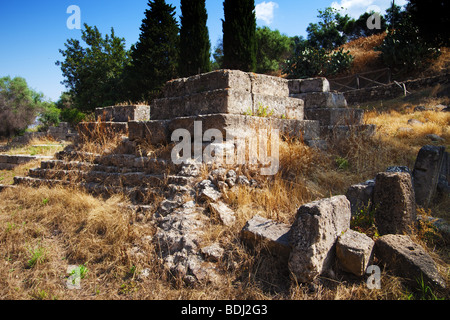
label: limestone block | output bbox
[128,120,170,145]
[249,73,289,97]
[288,78,330,94]
[375,234,446,290]
[209,201,236,226]
[305,108,364,126]
[336,229,374,276]
[95,105,150,122]
[373,172,416,235]
[293,92,347,109]
[413,145,446,207]
[241,215,292,261]
[346,180,375,216]
[162,69,252,98]
[252,94,304,120]
[289,196,351,283]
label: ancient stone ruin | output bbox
[7,70,448,290]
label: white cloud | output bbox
[255,1,279,25]
[331,0,408,18]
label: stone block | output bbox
[321,124,376,140]
[336,229,375,276]
[162,69,252,98]
[413,145,446,207]
[152,89,253,120]
[289,195,351,283]
[209,201,236,226]
[249,73,289,97]
[375,234,445,290]
[345,180,375,216]
[95,105,150,122]
[77,122,128,137]
[288,77,330,94]
[305,108,364,126]
[373,172,416,235]
[252,94,304,120]
[128,120,170,145]
[241,215,292,261]
[292,92,347,109]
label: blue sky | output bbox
[0,0,406,102]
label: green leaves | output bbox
[56,24,131,112]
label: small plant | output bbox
[351,203,380,239]
[335,156,350,171]
[27,244,47,268]
[42,198,49,206]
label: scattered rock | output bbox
[209,201,236,226]
[375,234,446,290]
[197,180,222,202]
[373,172,416,235]
[413,106,426,112]
[201,243,225,262]
[241,215,292,262]
[208,168,227,184]
[407,119,423,126]
[426,134,444,142]
[413,145,446,208]
[236,175,250,186]
[345,180,375,216]
[397,127,414,134]
[417,215,450,236]
[336,229,375,277]
[289,196,351,283]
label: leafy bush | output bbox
[376,19,440,74]
[38,103,61,131]
[60,108,86,125]
[284,44,353,79]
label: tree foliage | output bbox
[255,27,293,74]
[222,0,257,72]
[56,24,130,112]
[127,0,179,102]
[179,0,211,77]
[0,76,46,137]
[407,0,450,47]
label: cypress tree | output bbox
[128,0,179,101]
[179,0,211,77]
[222,0,256,72]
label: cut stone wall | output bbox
[95,105,150,122]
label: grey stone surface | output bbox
[128,120,170,145]
[293,92,347,109]
[413,145,446,207]
[375,234,446,290]
[336,229,375,277]
[345,180,375,216]
[288,78,330,94]
[305,108,364,126]
[289,196,351,283]
[209,201,236,226]
[241,215,292,262]
[95,105,150,122]
[373,172,416,235]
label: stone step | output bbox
[13,176,159,204]
[320,124,377,139]
[41,157,173,175]
[305,108,364,126]
[27,168,182,188]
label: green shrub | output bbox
[60,108,86,125]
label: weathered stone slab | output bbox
[321,124,376,140]
[77,122,128,137]
[152,89,253,120]
[241,215,291,262]
[128,120,170,145]
[375,234,446,290]
[373,172,416,235]
[336,229,375,276]
[95,105,150,122]
[288,77,330,94]
[292,92,347,109]
[413,145,446,207]
[162,69,252,98]
[249,73,289,97]
[346,180,375,216]
[305,108,364,126]
[289,195,351,283]
[209,201,236,226]
[252,94,304,120]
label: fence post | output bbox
[356,74,360,90]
